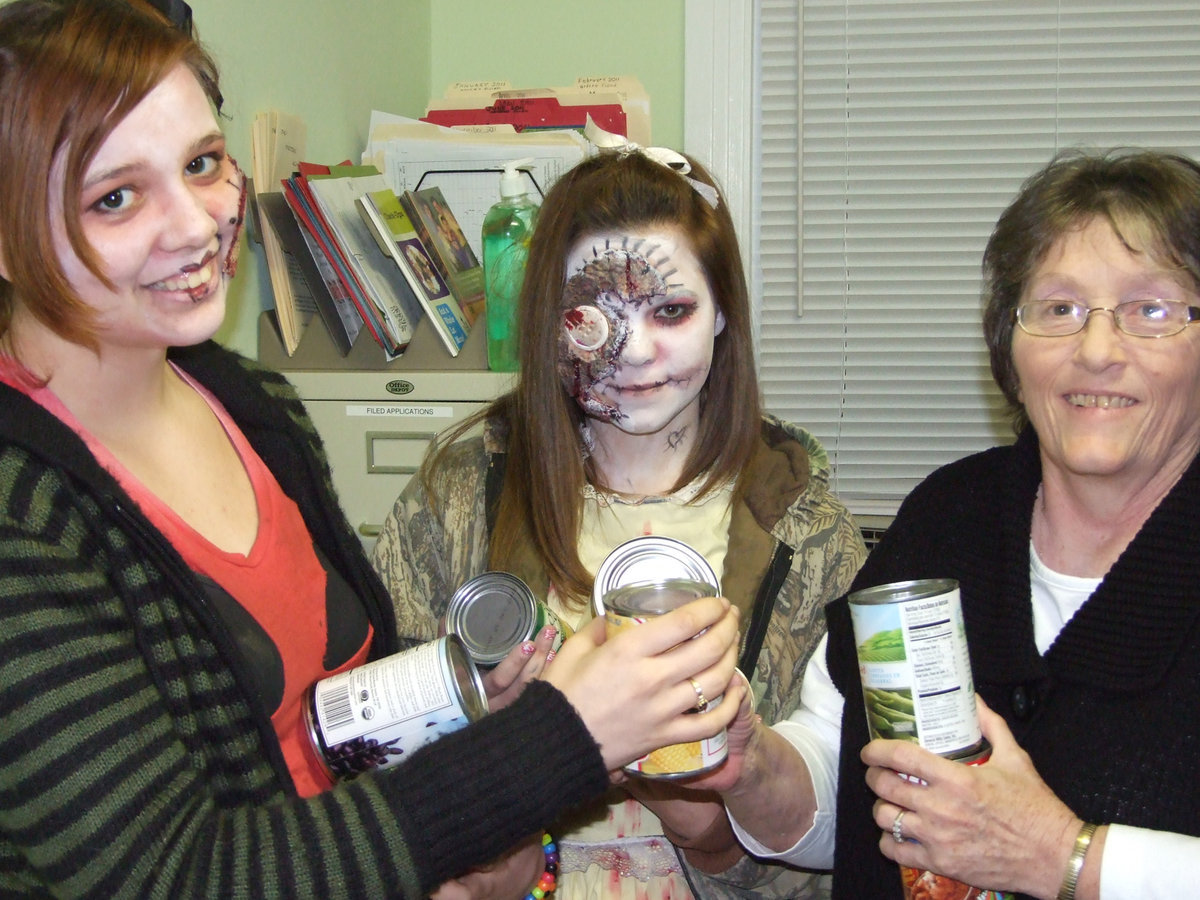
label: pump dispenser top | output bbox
[499,156,535,200]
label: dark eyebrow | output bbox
[82,130,225,192]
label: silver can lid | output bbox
[603,578,718,618]
[847,578,959,607]
[593,535,719,618]
[442,633,489,720]
[445,571,537,666]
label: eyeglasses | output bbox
[1013,298,1200,338]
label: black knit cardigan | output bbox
[825,428,1200,899]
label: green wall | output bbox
[190,0,432,355]
[429,0,685,148]
[207,0,685,356]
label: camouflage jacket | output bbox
[373,414,867,898]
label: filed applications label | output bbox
[345,404,455,419]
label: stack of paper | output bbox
[424,77,650,144]
[361,113,589,263]
[250,111,317,355]
[282,164,423,359]
[360,79,647,265]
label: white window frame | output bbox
[683,0,758,333]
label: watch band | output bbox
[1056,821,1098,900]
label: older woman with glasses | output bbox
[684,148,1200,900]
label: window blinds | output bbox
[758,0,1200,515]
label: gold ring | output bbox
[688,678,709,713]
[891,810,907,843]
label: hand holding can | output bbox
[305,635,487,781]
[541,596,741,773]
[849,579,1012,900]
[441,572,569,667]
[440,571,570,711]
[603,579,730,778]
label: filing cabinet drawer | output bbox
[302,399,492,545]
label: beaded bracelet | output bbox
[524,832,558,900]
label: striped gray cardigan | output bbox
[0,341,606,898]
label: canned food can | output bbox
[848,578,984,758]
[603,577,728,779]
[443,571,568,667]
[592,535,720,619]
[899,745,1013,900]
[304,634,487,780]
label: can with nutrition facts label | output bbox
[847,578,984,757]
[304,634,487,780]
[848,579,1012,900]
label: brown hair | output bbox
[982,148,1200,431]
[0,0,221,348]
[429,150,762,605]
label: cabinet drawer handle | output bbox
[365,430,437,475]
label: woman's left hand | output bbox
[863,697,1080,898]
[481,626,560,712]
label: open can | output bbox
[304,634,487,780]
[592,534,720,619]
[443,571,568,667]
[601,563,727,779]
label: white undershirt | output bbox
[729,543,1200,898]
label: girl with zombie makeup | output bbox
[0,2,745,897]
[373,148,867,899]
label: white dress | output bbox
[549,478,733,900]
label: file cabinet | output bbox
[258,311,513,547]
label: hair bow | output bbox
[583,118,721,209]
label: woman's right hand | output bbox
[428,832,546,900]
[664,668,760,794]
[863,697,1082,898]
[541,596,742,771]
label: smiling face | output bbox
[1013,217,1200,492]
[45,63,245,355]
[558,228,725,439]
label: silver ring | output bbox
[688,678,709,713]
[891,810,907,844]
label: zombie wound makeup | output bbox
[559,237,676,422]
[222,155,247,279]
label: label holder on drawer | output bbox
[366,430,439,475]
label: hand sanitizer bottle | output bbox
[482,157,538,372]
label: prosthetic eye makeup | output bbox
[564,304,611,354]
[557,239,676,422]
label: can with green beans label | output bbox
[851,580,1011,900]
[847,578,984,758]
